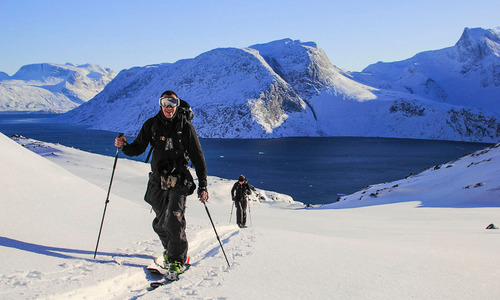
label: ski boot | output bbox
[166,261,185,281]
[162,250,170,269]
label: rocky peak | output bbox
[455,27,500,62]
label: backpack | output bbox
[145,99,194,164]
[234,182,251,199]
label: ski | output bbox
[147,256,168,275]
[149,264,191,290]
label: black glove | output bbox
[198,186,208,198]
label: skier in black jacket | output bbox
[231,175,252,228]
[114,90,208,276]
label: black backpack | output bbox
[145,99,194,164]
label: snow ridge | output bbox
[58,28,500,142]
[354,27,500,114]
[0,63,116,113]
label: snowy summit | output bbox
[0,63,116,113]
[59,28,500,142]
[354,27,500,114]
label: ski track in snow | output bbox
[0,226,255,299]
[0,240,156,299]
[139,226,257,299]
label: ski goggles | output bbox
[159,96,180,108]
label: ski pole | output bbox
[203,202,231,268]
[144,146,153,163]
[229,201,234,223]
[248,200,252,227]
[94,133,123,259]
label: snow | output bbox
[0,63,116,113]
[355,27,500,114]
[57,27,500,142]
[1,132,499,299]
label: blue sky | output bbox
[0,0,498,75]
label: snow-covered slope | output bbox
[1,134,499,299]
[0,63,116,112]
[59,30,499,142]
[326,143,500,209]
[353,27,500,114]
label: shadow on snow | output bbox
[0,236,154,268]
[191,230,239,267]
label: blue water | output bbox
[0,113,492,204]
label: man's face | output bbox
[159,96,179,119]
[162,105,177,119]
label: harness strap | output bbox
[145,112,190,164]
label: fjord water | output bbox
[0,113,491,204]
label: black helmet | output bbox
[238,175,246,182]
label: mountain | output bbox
[59,29,499,142]
[0,63,116,113]
[0,71,9,80]
[353,27,500,113]
[58,39,377,137]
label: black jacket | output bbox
[231,182,251,200]
[122,110,207,188]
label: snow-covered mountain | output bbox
[353,27,500,114]
[0,71,9,81]
[59,28,499,142]
[0,63,116,113]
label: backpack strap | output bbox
[145,146,154,163]
[145,105,193,164]
[144,116,162,163]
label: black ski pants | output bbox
[145,173,188,264]
[235,197,247,226]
